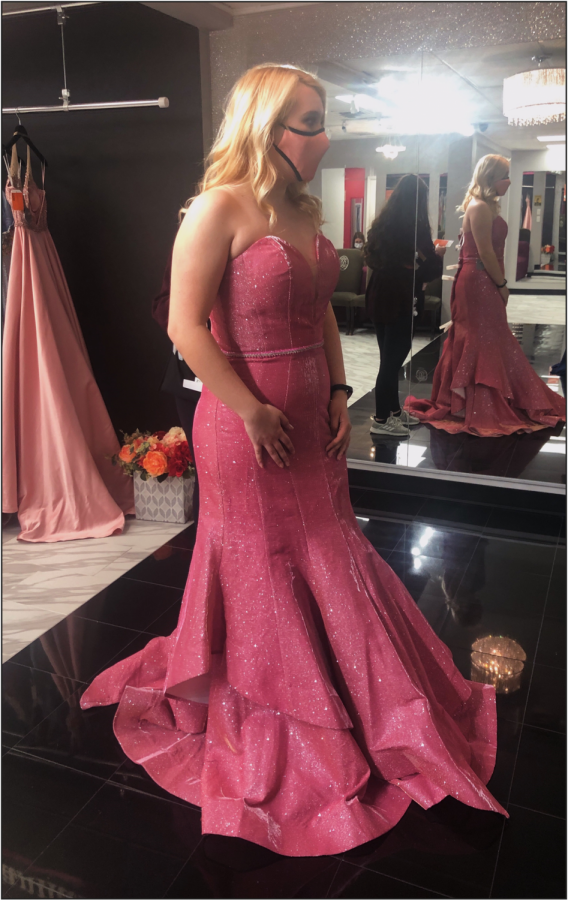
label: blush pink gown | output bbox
[2,161,134,541]
[405,217,566,436]
[81,234,507,856]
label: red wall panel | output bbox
[343,167,365,249]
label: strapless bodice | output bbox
[210,234,340,357]
[5,173,47,233]
[460,215,508,262]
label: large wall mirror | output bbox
[311,38,566,490]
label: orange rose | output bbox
[119,444,136,463]
[132,438,145,451]
[142,450,168,477]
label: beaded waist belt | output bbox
[460,256,504,264]
[223,340,324,360]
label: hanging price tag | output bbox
[11,190,24,212]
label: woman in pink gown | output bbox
[2,145,134,541]
[405,154,566,436]
[81,66,507,856]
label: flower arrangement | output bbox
[112,427,195,482]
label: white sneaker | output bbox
[394,409,420,426]
[370,414,410,437]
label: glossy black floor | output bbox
[348,325,566,486]
[2,490,566,899]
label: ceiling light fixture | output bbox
[376,143,406,159]
[503,67,566,126]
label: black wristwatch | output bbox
[330,383,353,400]
[495,278,507,288]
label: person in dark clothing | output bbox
[365,174,445,436]
[152,250,201,521]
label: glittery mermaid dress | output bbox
[81,234,507,856]
[405,217,566,436]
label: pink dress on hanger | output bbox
[405,217,566,436]
[2,153,134,541]
[82,234,507,857]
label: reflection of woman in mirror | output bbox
[406,155,566,435]
[366,175,445,436]
[80,66,507,857]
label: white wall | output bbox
[321,168,345,249]
[364,170,377,235]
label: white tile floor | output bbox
[2,517,190,663]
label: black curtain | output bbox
[2,2,203,434]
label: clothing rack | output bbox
[2,2,100,15]
[3,98,170,114]
[2,3,169,115]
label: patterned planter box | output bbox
[133,471,194,524]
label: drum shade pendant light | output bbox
[503,67,566,126]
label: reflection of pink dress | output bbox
[2,165,134,542]
[81,235,506,856]
[405,217,566,436]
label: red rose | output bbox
[154,431,167,440]
[167,456,186,477]
[176,441,193,464]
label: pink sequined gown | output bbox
[2,161,134,541]
[81,234,507,856]
[405,217,566,435]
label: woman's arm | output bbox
[322,302,346,384]
[323,303,352,459]
[168,190,294,469]
[469,202,509,303]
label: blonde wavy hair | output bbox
[459,154,510,216]
[180,64,326,228]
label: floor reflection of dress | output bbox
[405,218,566,436]
[429,422,563,479]
[182,799,503,899]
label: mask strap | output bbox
[284,124,326,137]
[273,143,303,182]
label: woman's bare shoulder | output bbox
[468,199,492,220]
[185,186,241,221]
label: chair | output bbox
[330,249,364,334]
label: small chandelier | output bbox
[470,635,527,694]
[503,67,566,126]
[376,143,406,160]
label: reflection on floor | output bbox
[2,517,190,664]
[2,492,565,899]
[348,323,566,487]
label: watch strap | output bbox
[330,383,353,399]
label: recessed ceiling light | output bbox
[537,135,566,142]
